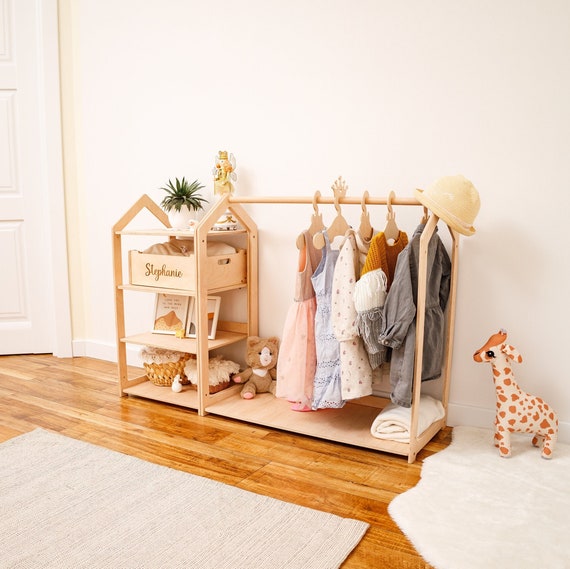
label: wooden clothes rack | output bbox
[225,192,459,463]
[113,190,459,464]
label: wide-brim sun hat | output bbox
[415,175,480,236]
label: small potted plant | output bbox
[159,177,208,230]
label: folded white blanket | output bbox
[370,395,445,442]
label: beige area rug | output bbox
[0,429,368,568]
[389,426,570,569]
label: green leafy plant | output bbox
[159,177,208,212]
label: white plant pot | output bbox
[167,206,195,230]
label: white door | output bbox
[0,0,71,355]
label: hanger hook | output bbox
[334,194,342,215]
[331,176,348,215]
[361,190,369,214]
[387,190,395,217]
[312,190,321,215]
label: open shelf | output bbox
[119,283,247,295]
[205,393,414,455]
[123,379,200,410]
[121,330,247,353]
[116,228,248,237]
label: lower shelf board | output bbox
[123,380,200,409]
[205,394,415,456]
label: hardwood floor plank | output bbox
[236,460,397,516]
[0,354,449,568]
[214,431,383,483]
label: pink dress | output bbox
[276,231,322,410]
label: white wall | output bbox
[60,0,570,441]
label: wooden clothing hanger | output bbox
[296,191,325,249]
[383,190,400,243]
[358,190,373,241]
[313,177,350,250]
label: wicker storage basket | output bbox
[141,347,191,387]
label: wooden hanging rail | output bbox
[228,195,421,206]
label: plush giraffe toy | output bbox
[473,329,558,459]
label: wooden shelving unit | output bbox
[113,193,459,463]
[113,194,258,414]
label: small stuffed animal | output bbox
[233,336,279,399]
[171,374,183,393]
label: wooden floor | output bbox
[0,354,451,568]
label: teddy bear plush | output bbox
[232,336,279,399]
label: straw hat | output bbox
[415,175,480,236]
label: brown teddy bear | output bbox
[232,336,279,399]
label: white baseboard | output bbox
[448,403,569,445]
[72,340,143,367]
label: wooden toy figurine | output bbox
[213,150,236,195]
[473,329,558,459]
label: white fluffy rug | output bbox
[0,429,368,569]
[389,426,570,569]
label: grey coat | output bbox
[377,223,451,407]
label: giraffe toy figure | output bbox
[473,329,558,459]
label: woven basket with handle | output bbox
[141,347,191,387]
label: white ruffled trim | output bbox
[354,269,387,311]
[140,346,186,365]
[184,355,240,386]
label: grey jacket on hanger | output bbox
[378,223,451,408]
